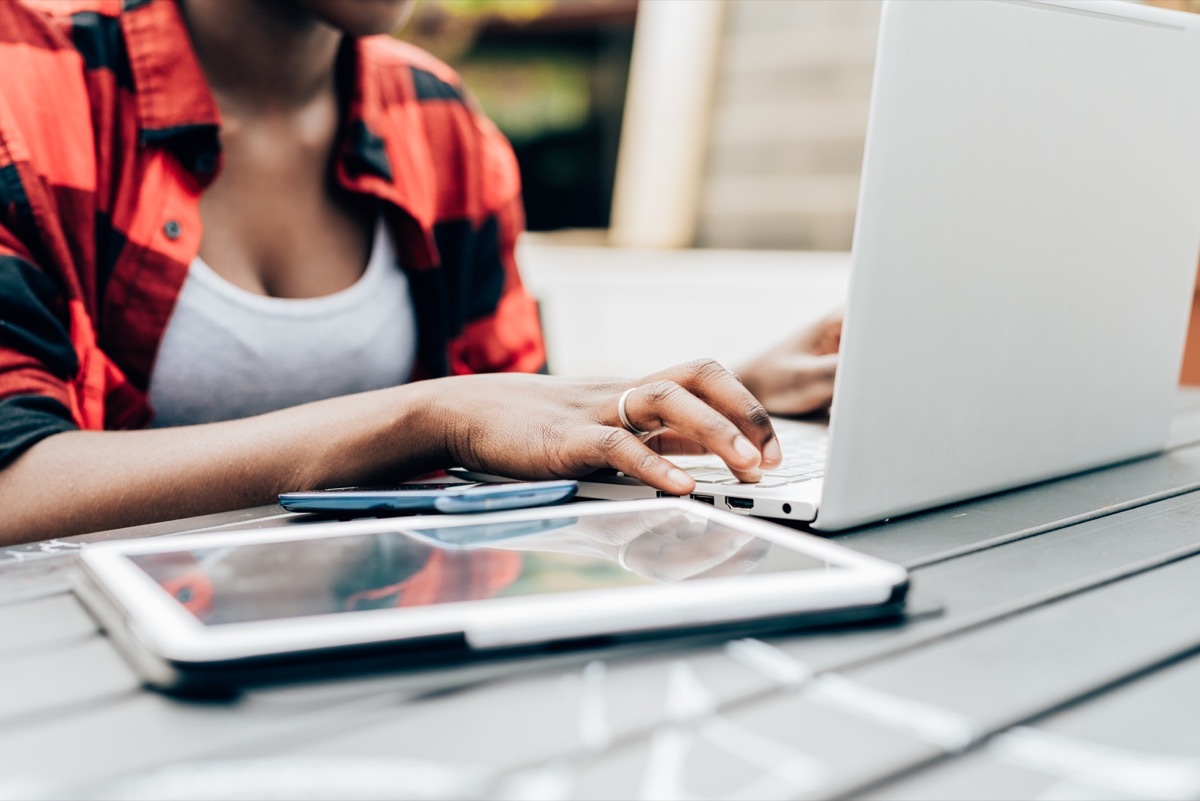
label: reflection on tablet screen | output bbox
[129,508,836,626]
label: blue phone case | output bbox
[278,480,578,515]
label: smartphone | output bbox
[278,480,578,515]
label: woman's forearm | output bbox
[0,382,446,545]
[0,359,785,546]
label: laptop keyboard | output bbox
[673,433,828,489]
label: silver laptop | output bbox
[577,0,1200,531]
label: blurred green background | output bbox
[401,0,637,232]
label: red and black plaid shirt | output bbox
[0,0,546,468]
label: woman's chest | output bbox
[196,117,377,300]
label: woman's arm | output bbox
[0,359,780,545]
[0,384,439,544]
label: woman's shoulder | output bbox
[358,35,519,188]
[0,2,108,158]
[358,35,497,129]
[1,2,127,105]
[358,36,466,97]
[10,0,125,46]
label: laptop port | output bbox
[690,494,715,505]
[725,497,755,510]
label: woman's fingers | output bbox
[802,309,845,355]
[764,353,838,415]
[621,379,766,483]
[590,426,695,495]
[642,359,781,470]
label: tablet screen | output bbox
[127,507,837,626]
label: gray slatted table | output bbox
[6,392,1200,800]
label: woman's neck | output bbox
[177,0,343,114]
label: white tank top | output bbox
[147,221,418,427]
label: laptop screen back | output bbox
[818,0,1200,530]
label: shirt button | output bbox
[194,153,217,173]
[163,220,182,240]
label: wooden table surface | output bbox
[5,392,1200,800]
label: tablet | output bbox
[72,499,909,695]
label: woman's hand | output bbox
[426,358,782,495]
[736,310,843,416]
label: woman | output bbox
[0,0,836,545]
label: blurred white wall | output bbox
[608,0,880,250]
[518,237,849,377]
[697,0,882,251]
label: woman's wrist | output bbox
[280,381,454,491]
